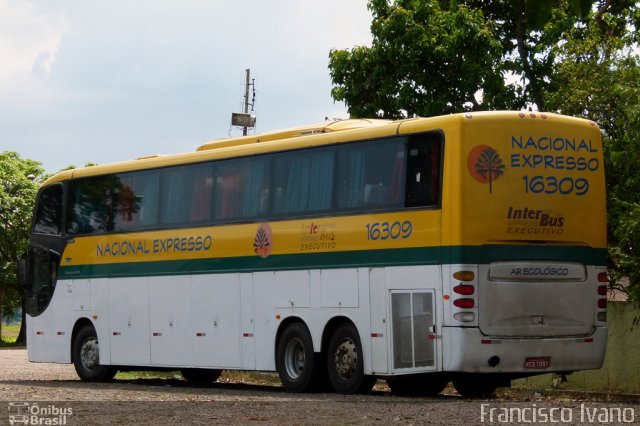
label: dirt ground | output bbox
[1,348,639,425]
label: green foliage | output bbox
[0,152,43,326]
[0,322,20,346]
[330,0,640,301]
[330,1,512,118]
[328,0,599,117]
[518,0,594,28]
[540,3,640,301]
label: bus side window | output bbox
[405,133,442,207]
[214,155,271,222]
[273,147,334,216]
[66,177,114,234]
[112,170,160,231]
[337,137,406,212]
[33,184,63,235]
[161,164,214,226]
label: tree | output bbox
[329,0,512,118]
[329,0,599,117]
[328,0,640,300]
[0,152,44,343]
[541,3,640,301]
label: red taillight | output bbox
[453,284,475,295]
[598,299,607,309]
[453,298,475,309]
[597,272,608,283]
[597,285,607,296]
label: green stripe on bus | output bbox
[475,244,606,265]
[59,245,607,279]
[443,244,607,265]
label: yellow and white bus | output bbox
[21,111,607,397]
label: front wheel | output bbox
[327,323,375,394]
[72,325,116,382]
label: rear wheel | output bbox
[181,368,222,386]
[387,374,448,396]
[72,325,116,382]
[327,323,375,394]
[276,322,325,392]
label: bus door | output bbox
[369,269,438,374]
[23,244,62,362]
[389,290,437,373]
[23,183,66,362]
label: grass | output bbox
[114,369,393,391]
[219,370,282,387]
[115,369,283,386]
[115,370,180,380]
[0,322,21,347]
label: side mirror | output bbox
[17,254,28,291]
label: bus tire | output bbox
[327,323,375,394]
[387,373,448,396]
[276,322,321,393]
[452,376,497,399]
[181,368,222,386]
[72,325,116,382]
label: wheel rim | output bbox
[283,337,305,380]
[333,338,357,380]
[80,337,99,371]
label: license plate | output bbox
[524,357,551,369]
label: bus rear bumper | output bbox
[441,326,607,373]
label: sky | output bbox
[0,0,373,173]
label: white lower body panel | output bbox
[442,326,607,373]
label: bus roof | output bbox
[40,112,597,186]
[196,118,392,151]
[42,118,399,186]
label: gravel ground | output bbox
[1,348,639,425]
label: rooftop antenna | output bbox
[231,68,256,136]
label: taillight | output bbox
[451,270,477,324]
[596,272,607,323]
[453,298,475,309]
[453,284,475,295]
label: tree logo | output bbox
[253,223,273,258]
[467,145,505,193]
